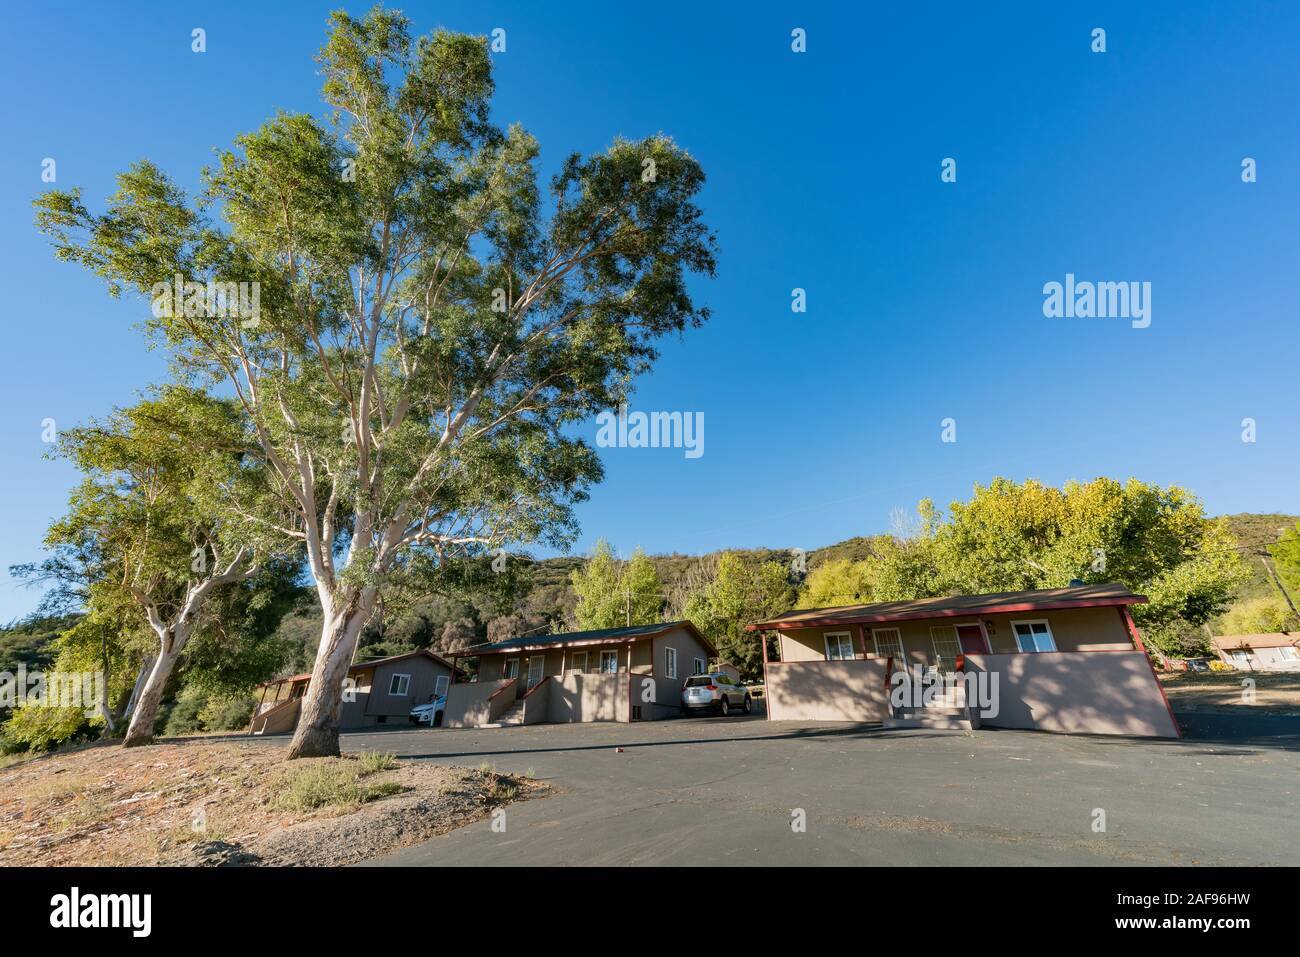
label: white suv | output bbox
[681,673,752,716]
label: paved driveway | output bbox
[339,714,1298,866]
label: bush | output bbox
[198,694,255,731]
[1,704,96,752]
[272,755,404,813]
[161,684,206,736]
[161,684,257,736]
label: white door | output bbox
[526,656,545,689]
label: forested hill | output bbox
[4,515,1295,678]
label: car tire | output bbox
[409,716,418,724]
[743,694,752,714]
[433,712,443,728]
[718,697,729,716]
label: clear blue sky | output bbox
[3,1,1298,621]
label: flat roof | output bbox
[746,583,1147,631]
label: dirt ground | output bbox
[1158,669,1300,714]
[0,739,544,866]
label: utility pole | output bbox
[1257,551,1300,620]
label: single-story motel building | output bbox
[250,649,456,734]
[747,583,1181,738]
[443,621,718,727]
[1210,632,1300,671]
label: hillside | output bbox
[7,516,1296,678]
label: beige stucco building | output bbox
[748,583,1180,738]
[1211,632,1300,671]
[250,649,456,734]
[443,621,717,728]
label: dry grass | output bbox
[1158,669,1300,713]
[0,740,543,866]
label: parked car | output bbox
[681,673,752,716]
[409,693,446,727]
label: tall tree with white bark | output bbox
[34,8,717,757]
[41,388,288,746]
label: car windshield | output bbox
[684,676,713,687]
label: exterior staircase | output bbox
[483,700,526,728]
[883,681,981,731]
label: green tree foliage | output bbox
[33,389,296,745]
[35,9,716,757]
[796,558,876,609]
[868,478,1247,656]
[570,541,664,629]
[1269,522,1300,597]
[684,553,795,678]
[1218,595,1299,635]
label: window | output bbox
[1279,647,1299,661]
[1230,650,1250,666]
[872,627,905,662]
[693,657,706,675]
[388,673,411,696]
[434,674,449,697]
[823,631,854,661]
[930,625,962,673]
[504,658,519,680]
[666,647,678,679]
[599,650,619,674]
[569,651,588,674]
[1012,620,1057,653]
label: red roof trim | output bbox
[746,595,1148,632]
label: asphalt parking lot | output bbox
[337,711,1300,866]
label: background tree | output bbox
[867,478,1247,657]
[684,552,794,677]
[40,389,292,746]
[35,10,716,757]
[796,558,875,609]
[570,540,664,629]
[1217,595,1299,636]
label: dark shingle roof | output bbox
[460,620,715,656]
[746,583,1147,631]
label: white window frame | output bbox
[569,651,588,674]
[665,646,678,679]
[434,674,449,697]
[503,658,520,680]
[693,657,706,675]
[823,631,855,661]
[599,650,619,674]
[872,627,905,662]
[1278,647,1299,661]
[929,625,962,673]
[387,673,411,696]
[1011,619,1057,653]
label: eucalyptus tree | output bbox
[35,9,716,756]
[42,388,286,746]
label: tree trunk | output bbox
[123,645,180,747]
[286,593,374,759]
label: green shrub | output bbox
[355,751,398,776]
[1,704,96,752]
[198,694,255,731]
[162,684,206,736]
[273,757,405,813]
